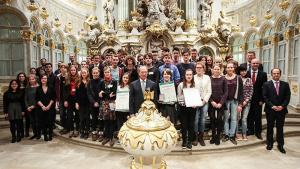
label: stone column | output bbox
[118,0,129,34]
[185,0,197,33]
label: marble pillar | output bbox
[118,0,129,34]
[186,0,198,33]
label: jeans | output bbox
[194,103,208,133]
[240,104,250,135]
[224,100,238,137]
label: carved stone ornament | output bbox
[184,19,197,29]
[118,20,129,30]
[240,43,247,51]
[279,0,290,10]
[264,10,273,20]
[50,39,55,49]
[249,15,257,27]
[62,43,67,53]
[145,20,168,38]
[65,22,73,33]
[269,34,278,44]
[231,25,241,32]
[20,30,35,41]
[40,7,49,20]
[284,27,294,40]
[27,1,39,12]
[218,46,229,54]
[118,90,178,169]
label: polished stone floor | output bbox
[0,128,299,169]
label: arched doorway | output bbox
[198,46,214,57]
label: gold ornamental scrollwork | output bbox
[255,39,263,48]
[218,46,229,54]
[61,43,67,53]
[279,0,290,11]
[0,0,12,5]
[20,30,35,41]
[269,35,278,44]
[37,34,45,46]
[284,27,294,40]
[184,19,197,30]
[118,20,129,30]
[231,25,241,32]
[49,39,55,49]
[145,21,168,38]
[240,43,247,51]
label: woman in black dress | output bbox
[36,75,55,141]
[17,72,29,137]
[3,80,25,143]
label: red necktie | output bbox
[252,72,256,85]
[275,81,280,95]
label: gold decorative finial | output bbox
[249,15,257,27]
[264,10,273,20]
[27,0,39,12]
[40,7,49,20]
[279,0,290,10]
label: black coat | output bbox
[263,80,291,114]
[247,70,267,103]
[129,79,158,114]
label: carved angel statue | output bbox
[84,15,102,45]
[200,0,213,26]
[103,0,115,30]
[217,11,232,44]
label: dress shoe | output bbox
[209,136,215,144]
[230,137,237,145]
[247,131,254,136]
[277,146,286,154]
[80,133,84,139]
[36,135,41,140]
[44,136,49,141]
[84,132,89,139]
[11,137,16,143]
[73,130,79,137]
[192,140,198,146]
[98,135,104,142]
[102,138,110,145]
[16,137,22,142]
[222,135,229,142]
[198,132,206,146]
[215,138,220,145]
[255,134,263,140]
[48,135,53,141]
[29,135,37,140]
[187,142,192,151]
[69,131,74,138]
[109,139,115,147]
[266,145,273,150]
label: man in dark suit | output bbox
[263,68,291,154]
[247,58,267,139]
[89,55,104,79]
[129,66,158,114]
[240,51,263,71]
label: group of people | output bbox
[3,47,291,154]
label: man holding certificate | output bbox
[177,69,199,151]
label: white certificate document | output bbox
[115,91,129,112]
[183,88,203,107]
[159,82,177,104]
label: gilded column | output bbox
[185,0,197,33]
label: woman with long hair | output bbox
[99,67,117,146]
[116,72,130,132]
[36,75,55,141]
[3,80,25,143]
[66,65,80,138]
[16,72,29,138]
[177,69,197,150]
[25,74,39,140]
[223,62,243,145]
[124,56,139,83]
[75,68,90,139]
[209,65,228,145]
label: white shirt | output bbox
[194,74,212,102]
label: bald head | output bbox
[251,58,260,71]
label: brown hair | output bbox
[66,65,80,85]
[183,69,195,88]
[119,72,130,88]
[77,68,90,87]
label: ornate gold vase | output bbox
[118,91,178,169]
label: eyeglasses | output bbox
[196,67,203,69]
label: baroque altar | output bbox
[84,0,237,59]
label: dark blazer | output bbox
[247,70,267,103]
[263,80,291,114]
[240,62,263,71]
[129,79,157,114]
[89,64,104,79]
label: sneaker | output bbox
[182,141,187,149]
[230,137,237,145]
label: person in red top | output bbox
[66,65,80,138]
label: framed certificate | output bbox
[183,88,203,107]
[159,82,177,104]
[115,91,129,112]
